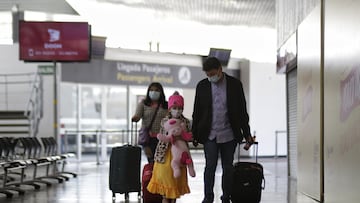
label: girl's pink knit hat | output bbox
[168,91,184,109]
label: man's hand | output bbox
[192,139,199,147]
[246,135,255,144]
[243,136,255,150]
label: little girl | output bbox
[147,91,195,203]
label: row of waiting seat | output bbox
[0,136,76,198]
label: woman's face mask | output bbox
[170,108,183,118]
[149,91,160,101]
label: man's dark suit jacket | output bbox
[192,73,251,144]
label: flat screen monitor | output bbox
[91,36,106,59]
[208,48,232,66]
[19,21,91,62]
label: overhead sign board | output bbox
[19,21,91,62]
[61,59,240,88]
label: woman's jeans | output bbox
[203,139,237,200]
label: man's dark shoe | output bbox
[220,195,231,203]
[202,197,214,203]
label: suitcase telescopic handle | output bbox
[131,121,138,145]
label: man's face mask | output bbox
[208,74,221,83]
[206,68,222,83]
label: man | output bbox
[192,57,253,203]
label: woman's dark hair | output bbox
[202,56,222,72]
[144,82,168,108]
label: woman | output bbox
[132,82,168,163]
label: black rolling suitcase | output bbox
[109,123,141,201]
[231,141,265,203]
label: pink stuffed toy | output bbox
[157,118,196,178]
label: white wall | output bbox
[182,88,196,120]
[247,61,287,156]
[0,44,55,138]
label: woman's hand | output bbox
[132,115,140,122]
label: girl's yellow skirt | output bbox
[147,148,190,199]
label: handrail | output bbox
[0,81,34,84]
[0,72,36,76]
[0,72,37,110]
[25,75,36,115]
[0,72,43,137]
[25,72,43,137]
[64,129,138,163]
[65,130,133,134]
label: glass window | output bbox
[81,85,101,120]
[60,83,77,118]
[60,83,78,130]
[106,85,127,129]
[79,85,103,132]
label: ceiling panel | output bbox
[98,0,275,28]
[0,0,78,15]
[0,0,275,28]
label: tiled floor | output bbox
[0,150,318,203]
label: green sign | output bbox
[38,65,54,75]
